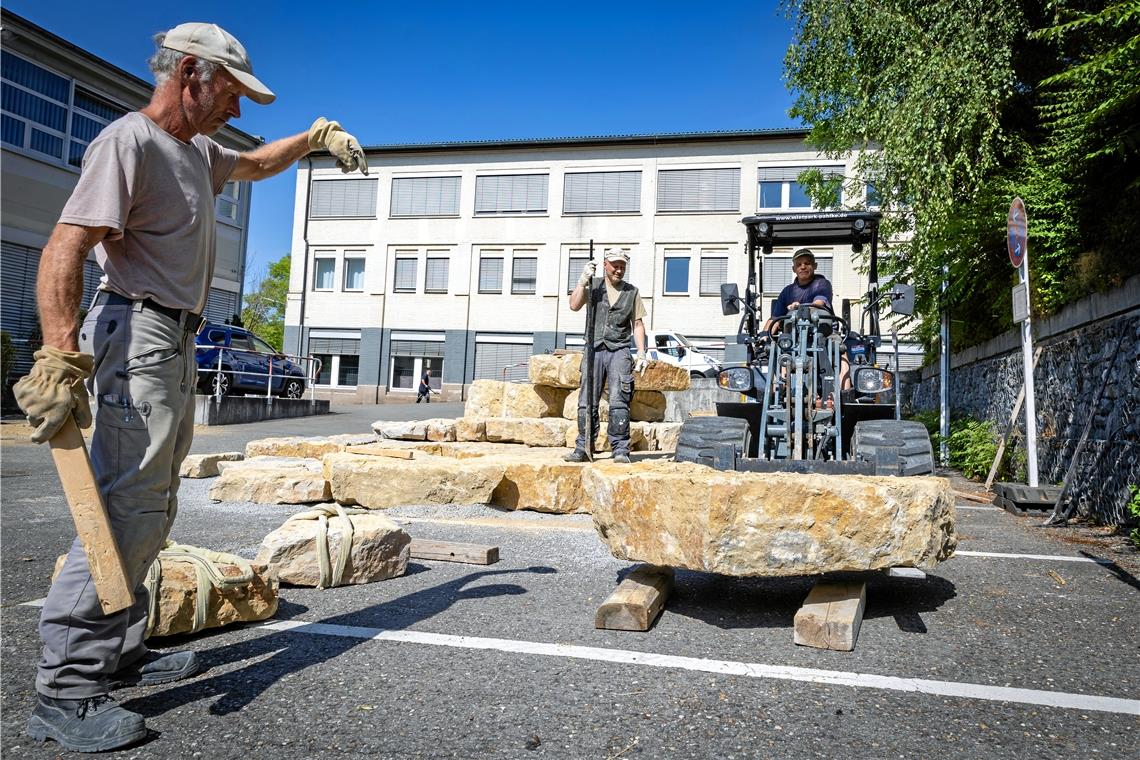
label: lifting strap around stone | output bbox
[284,504,369,589]
[143,541,256,637]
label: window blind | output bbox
[394,258,417,291]
[479,257,504,292]
[512,257,537,294]
[310,179,378,218]
[425,258,449,292]
[474,174,548,214]
[656,168,740,212]
[390,176,461,217]
[699,257,729,295]
[563,171,641,214]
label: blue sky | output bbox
[7,1,800,288]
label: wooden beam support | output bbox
[793,580,867,651]
[594,565,674,631]
[409,539,499,565]
[887,567,927,579]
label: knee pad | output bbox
[608,408,630,438]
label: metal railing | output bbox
[196,347,322,403]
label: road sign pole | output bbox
[1019,255,1039,487]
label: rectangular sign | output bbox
[1012,283,1029,323]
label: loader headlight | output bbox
[718,367,753,392]
[854,367,894,394]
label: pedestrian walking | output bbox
[417,368,433,403]
[13,22,367,752]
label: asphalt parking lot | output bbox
[2,402,1137,759]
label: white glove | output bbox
[577,261,596,289]
[634,350,648,375]
[308,117,368,175]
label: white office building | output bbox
[287,129,906,403]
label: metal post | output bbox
[215,350,223,403]
[892,327,901,421]
[939,264,950,466]
[1019,258,1039,487]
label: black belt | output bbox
[95,292,204,332]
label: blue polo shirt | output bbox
[772,275,833,318]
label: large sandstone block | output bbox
[455,417,487,442]
[635,361,691,392]
[464,380,568,418]
[54,552,278,638]
[180,452,243,478]
[485,417,571,447]
[256,507,411,587]
[245,434,376,459]
[490,459,589,513]
[561,389,665,423]
[653,422,682,452]
[585,463,956,576]
[210,457,330,504]
[324,452,506,508]
[528,353,582,388]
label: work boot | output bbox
[612,452,631,464]
[110,650,199,689]
[27,694,147,753]
[563,449,588,463]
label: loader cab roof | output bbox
[742,211,881,252]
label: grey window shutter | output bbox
[390,176,461,216]
[563,171,641,213]
[425,258,449,292]
[699,257,729,295]
[656,168,740,212]
[390,340,446,357]
[310,179,378,218]
[394,258,417,291]
[474,342,533,381]
[308,337,361,355]
[475,174,548,213]
[479,258,504,292]
[566,256,589,293]
[756,165,844,182]
[512,257,538,293]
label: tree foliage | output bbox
[241,254,290,351]
[783,0,1140,353]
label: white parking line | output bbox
[257,619,1139,715]
[954,550,1113,565]
[956,505,998,511]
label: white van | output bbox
[642,331,722,378]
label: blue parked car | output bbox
[195,323,307,398]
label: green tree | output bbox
[242,254,290,351]
[783,0,1140,353]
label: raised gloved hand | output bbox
[577,260,596,289]
[308,117,368,175]
[12,346,93,444]
[634,350,648,375]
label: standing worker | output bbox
[13,23,368,752]
[417,368,433,403]
[564,248,648,464]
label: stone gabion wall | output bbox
[902,311,1139,525]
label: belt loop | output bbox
[132,301,145,315]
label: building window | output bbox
[309,178,378,218]
[656,168,740,213]
[699,257,729,296]
[425,257,449,293]
[757,166,843,211]
[308,336,361,387]
[563,171,641,214]
[474,174,548,215]
[394,257,417,292]
[1,51,127,168]
[390,340,445,391]
[313,257,335,290]
[866,182,882,209]
[312,353,332,385]
[216,180,240,223]
[338,356,359,386]
[663,256,690,294]
[479,257,504,293]
[567,255,590,294]
[343,257,366,291]
[390,175,461,217]
[512,257,537,294]
[762,256,834,295]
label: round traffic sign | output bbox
[1007,197,1027,268]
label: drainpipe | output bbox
[297,157,313,358]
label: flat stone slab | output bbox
[180,452,243,478]
[323,452,506,509]
[528,353,690,392]
[210,456,331,504]
[245,434,377,459]
[583,461,956,576]
[372,418,457,442]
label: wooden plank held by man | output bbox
[48,416,134,614]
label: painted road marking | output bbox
[257,619,1139,715]
[956,505,998,511]
[954,550,1112,565]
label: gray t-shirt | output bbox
[58,112,239,313]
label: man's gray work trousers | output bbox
[575,345,634,455]
[36,302,197,698]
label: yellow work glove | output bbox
[12,346,94,444]
[308,117,368,175]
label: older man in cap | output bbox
[15,22,367,752]
[564,248,648,464]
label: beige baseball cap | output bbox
[162,22,275,105]
[604,247,629,262]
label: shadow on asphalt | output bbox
[122,564,557,719]
[1079,550,1140,591]
[661,569,956,632]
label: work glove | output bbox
[577,260,596,289]
[634,350,648,375]
[12,347,94,444]
[308,117,369,175]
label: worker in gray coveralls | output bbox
[564,247,648,464]
[12,22,367,753]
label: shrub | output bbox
[1127,485,1140,549]
[908,410,1000,481]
